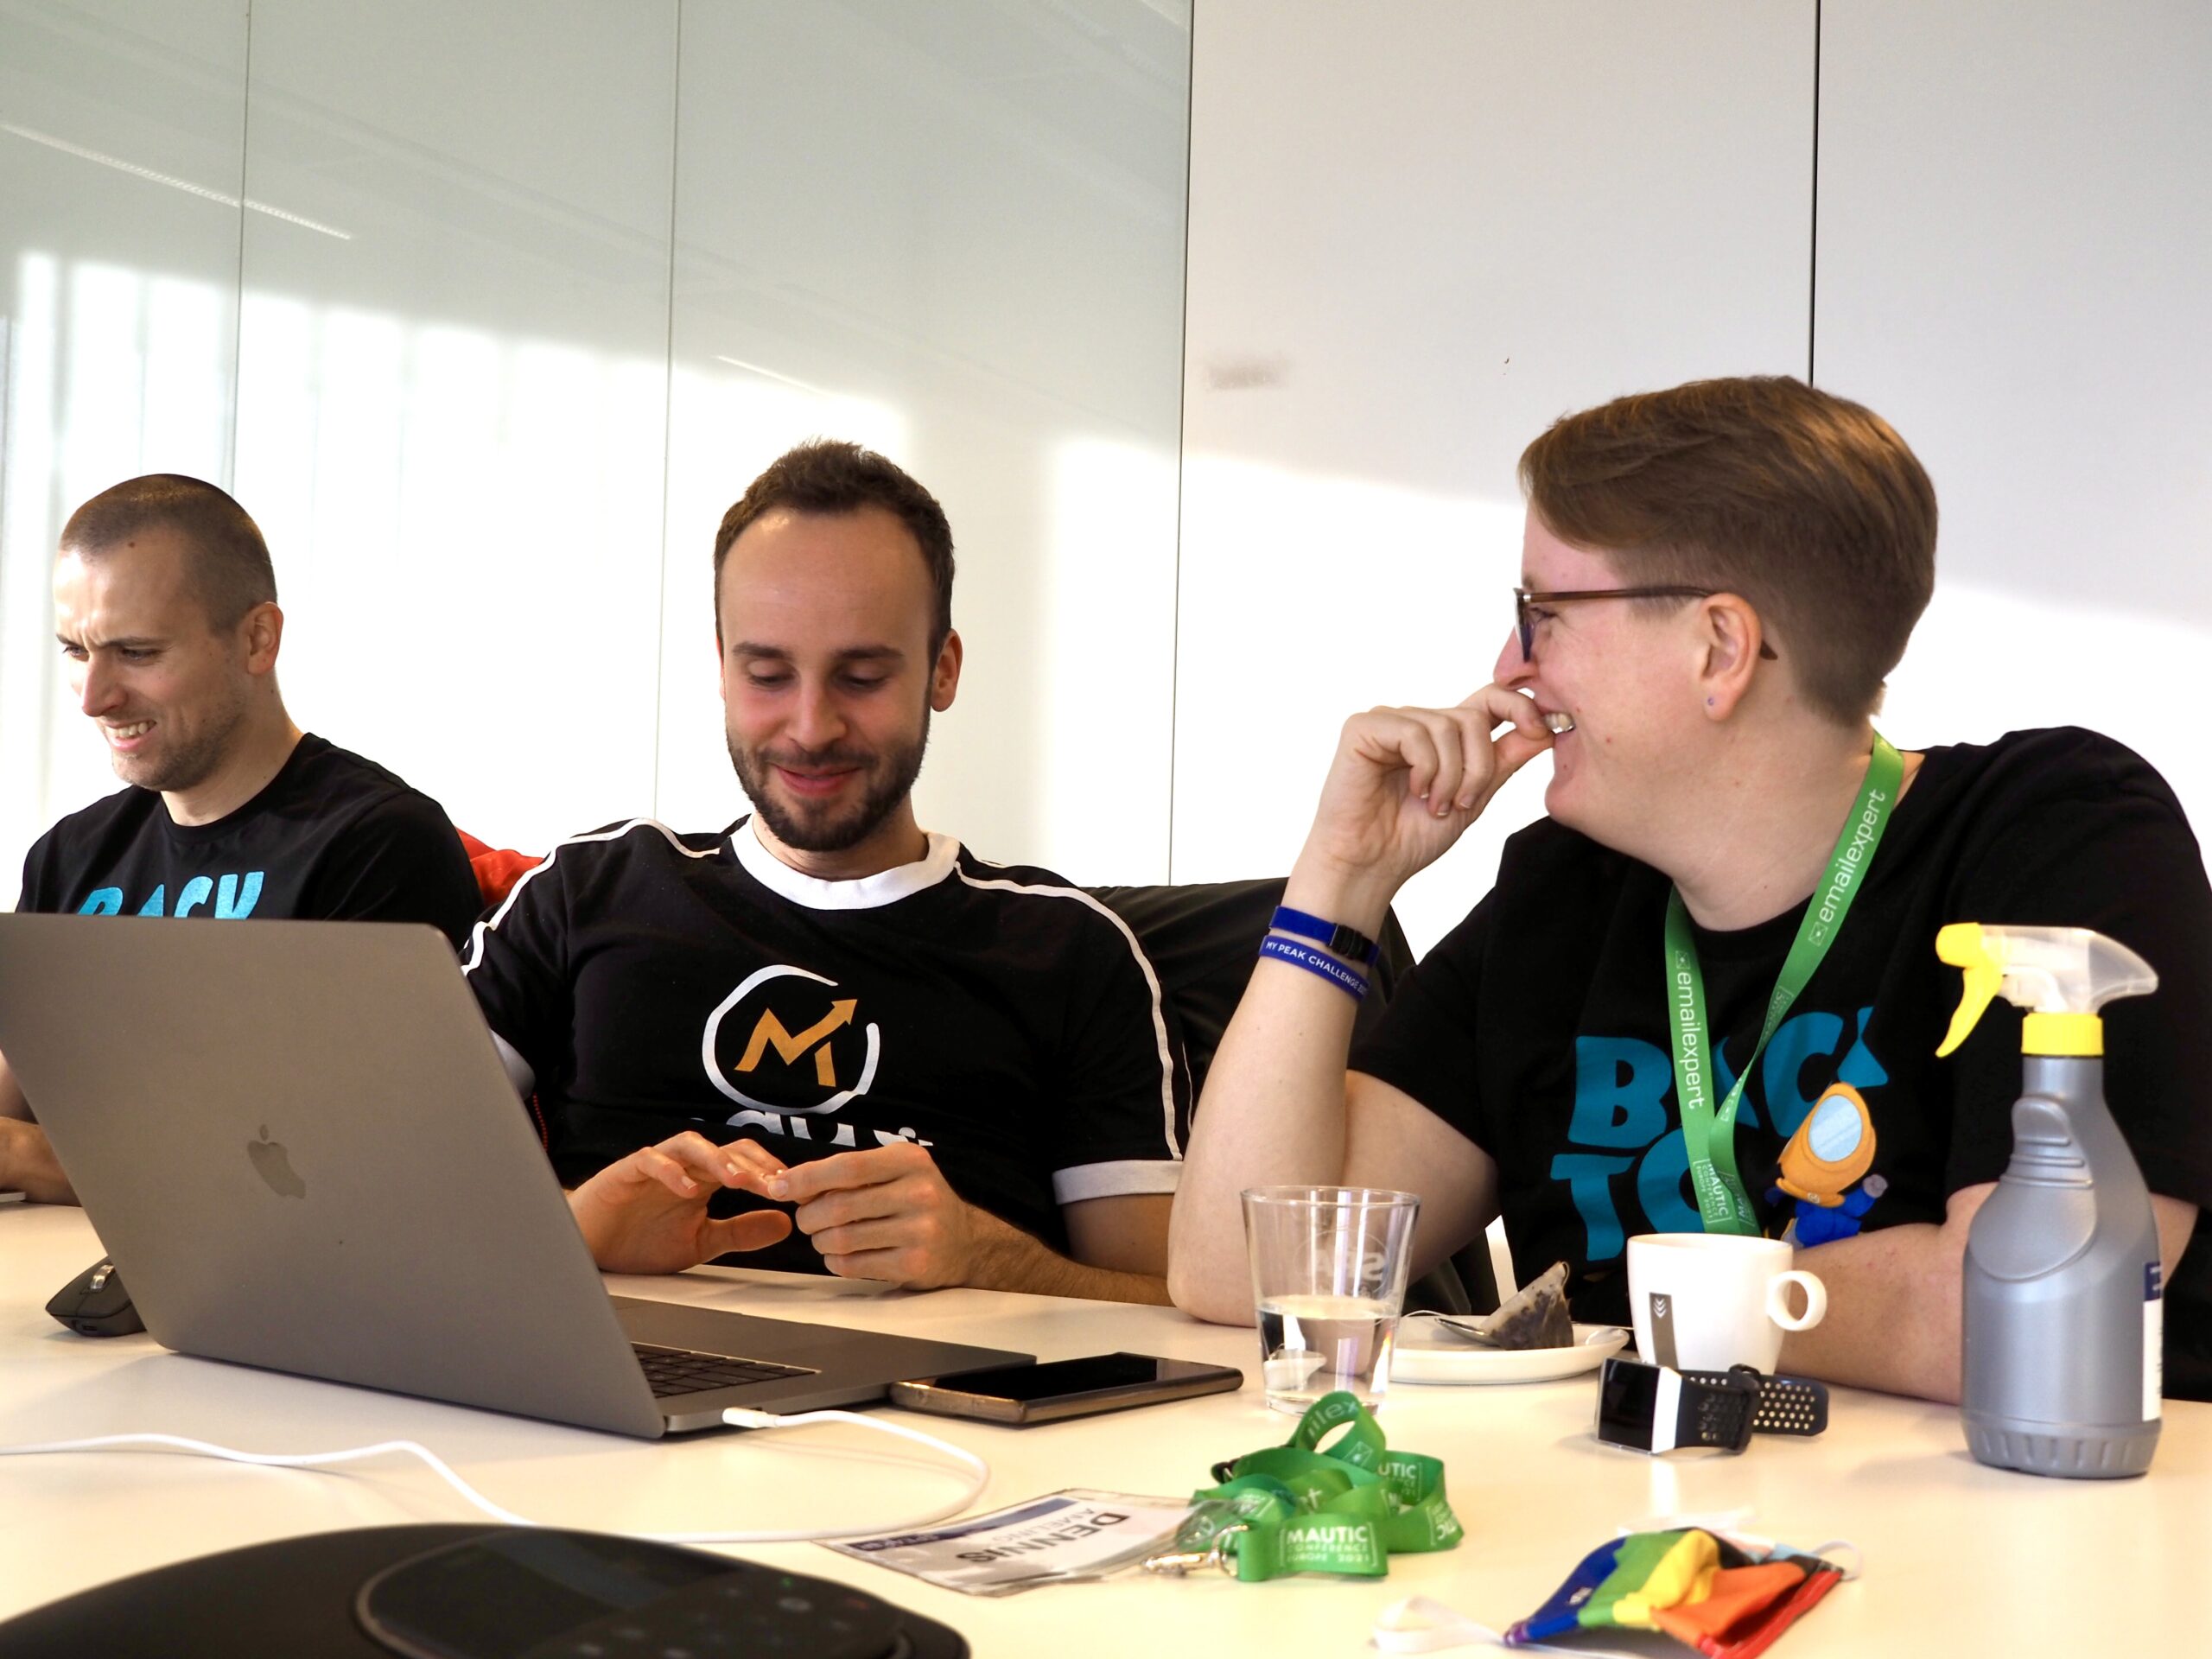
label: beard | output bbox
[112,693,248,798]
[727,709,930,855]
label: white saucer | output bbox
[1390,1319,1629,1385]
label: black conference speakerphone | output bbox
[0,1525,967,1659]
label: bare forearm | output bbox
[1167,861,1387,1322]
[1780,1222,1967,1402]
[1780,1189,2197,1404]
[0,1048,29,1120]
[0,1118,77,1203]
[969,1211,1170,1304]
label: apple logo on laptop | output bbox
[247,1126,306,1198]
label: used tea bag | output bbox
[1436,1261,1575,1350]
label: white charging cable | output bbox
[0,1408,988,1546]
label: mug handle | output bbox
[1768,1269,1827,1332]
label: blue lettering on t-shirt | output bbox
[214,871,264,918]
[1548,1152,1636,1261]
[1558,1006,1884,1260]
[74,871,265,921]
[1635,1128,1701,1234]
[1566,1036,1670,1147]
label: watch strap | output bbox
[1668,1369,1760,1452]
[1681,1367,1830,1436]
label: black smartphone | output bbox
[888,1351,1243,1425]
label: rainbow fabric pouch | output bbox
[1504,1528,1846,1658]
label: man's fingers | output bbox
[1413,710,1472,817]
[790,1174,922,1236]
[1491,724,1553,779]
[721,1139,787,1187]
[817,1247,925,1287]
[1460,683,1554,739]
[1445,688,1557,810]
[632,1147,702,1198]
[1380,711,1442,804]
[770,1142,925,1204]
[805,1217,898,1257]
[704,1210,794,1256]
[1351,709,1448,804]
[647,1132,781,1194]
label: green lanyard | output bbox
[1666,734,1903,1236]
[1155,1392,1463,1581]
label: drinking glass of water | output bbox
[1242,1185,1421,1413]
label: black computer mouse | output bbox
[47,1255,144,1338]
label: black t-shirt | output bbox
[1352,728,2212,1398]
[461,817,1190,1274]
[18,734,482,949]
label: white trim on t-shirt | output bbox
[730,817,962,911]
[956,861,1182,1161]
[461,817,715,974]
[1053,1158,1184,1204]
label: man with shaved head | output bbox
[1,474,481,1202]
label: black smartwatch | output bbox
[1594,1357,1828,1454]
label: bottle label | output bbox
[2145,1261,2164,1423]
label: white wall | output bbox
[1172,0,2212,952]
[1174,0,1817,950]
[10,2,2211,943]
[1817,0,2212,825]
[1,0,1190,895]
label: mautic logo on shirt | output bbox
[1550,1005,1889,1261]
[702,964,881,1119]
[77,871,264,918]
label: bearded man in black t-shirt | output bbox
[1166,376,2212,1403]
[465,441,1188,1304]
[1,476,482,1202]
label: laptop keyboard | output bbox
[632,1342,817,1398]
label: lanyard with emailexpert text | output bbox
[1665,733,1904,1236]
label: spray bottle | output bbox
[1936,923,2164,1478]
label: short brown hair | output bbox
[713,441,955,652]
[1518,376,1936,724]
[60,474,277,632]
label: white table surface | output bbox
[1,1203,2202,1651]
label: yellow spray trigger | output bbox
[1936,922,2001,1058]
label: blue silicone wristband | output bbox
[1259,934,1370,1001]
[1268,905,1381,966]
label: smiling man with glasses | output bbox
[1167,374,2212,1406]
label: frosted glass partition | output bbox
[1,1,1191,895]
[1173,0,1816,952]
[232,0,681,851]
[0,0,248,893]
[655,1,1190,879]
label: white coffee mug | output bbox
[1625,1232,1826,1373]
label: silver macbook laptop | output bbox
[0,915,1030,1438]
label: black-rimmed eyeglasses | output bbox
[1512,586,1780,664]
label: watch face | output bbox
[1595,1357,1661,1452]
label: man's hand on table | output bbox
[0,1118,76,1205]
[568,1132,792,1274]
[772,1141,1007,1289]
